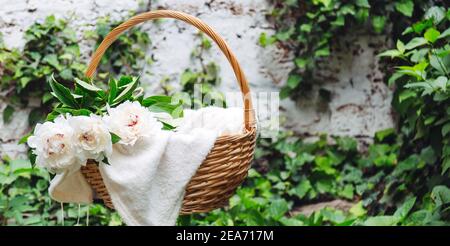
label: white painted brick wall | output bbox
[0,0,395,158]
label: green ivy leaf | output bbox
[375,128,396,142]
[355,0,370,8]
[430,186,450,206]
[395,0,414,17]
[268,199,289,220]
[43,54,62,71]
[314,156,337,175]
[442,122,450,136]
[340,184,354,199]
[404,37,428,50]
[424,28,441,43]
[442,158,450,175]
[349,201,367,217]
[314,46,330,57]
[2,105,14,124]
[363,216,399,226]
[398,89,417,103]
[438,27,450,40]
[378,49,402,59]
[371,16,386,34]
[292,179,312,199]
[287,74,301,89]
[393,197,416,221]
[424,6,446,25]
[396,40,405,54]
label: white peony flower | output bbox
[69,114,113,164]
[104,101,162,146]
[27,115,78,173]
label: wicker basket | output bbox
[80,10,257,214]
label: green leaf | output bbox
[377,49,402,59]
[438,27,450,40]
[442,122,450,136]
[442,158,450,175]
[424,6,446,25]
[108,78,118,105]
[259,32,267,47]
[424,28,440,43]
[268,199,289,220]
[420,146,436,164]
[299,24,312,33]
[49,74,78,108]
[112,77,139,105]
[110,132,121,144]
[371,16,386,34]
[393,155,422,176]
[148,102,183,117]
[395,0,414,17]
[314,156,337,175]
[59,69,73,80]
[294,58,307,68]
[363,216,399,226]
[349,201,367,217]
[74,78,102,92]
[141,95,173,107]
[54,108,92,116]
[398,89,417,103]
[117,76,134,87]
[411,19,433,34]
[430,186,450,206]
[430,55,447,74]
[404,37,428,50]
[337,137,357,152]
[275,27,295,41]
[161,121,176,130]
[18,132,32,145]
[375,128,396,142]
[355,0,370,8]
[393,197,416,221]
[10,159,32,173]
[280,86,292,99]
[292,179,312,199]
[2,105,14,124]
[287,74,301,89]
[314,46,330,57]
[43,54,61,70]
[433,76,448,92]
[340,184,354,199]
[102,156,110,165]
[20,77,32,88]
[396,40,405,54]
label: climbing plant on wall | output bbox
[0,14,151,127]
[85,16,151,78]
[260,0,445,99]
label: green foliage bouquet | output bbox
[25,75,183,173]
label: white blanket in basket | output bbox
[48,107,244,226]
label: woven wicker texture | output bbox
[80,10,257,214]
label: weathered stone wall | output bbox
[0,0,395,158]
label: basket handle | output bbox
[85,10,255,130]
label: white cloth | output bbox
[48,107,244,226]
